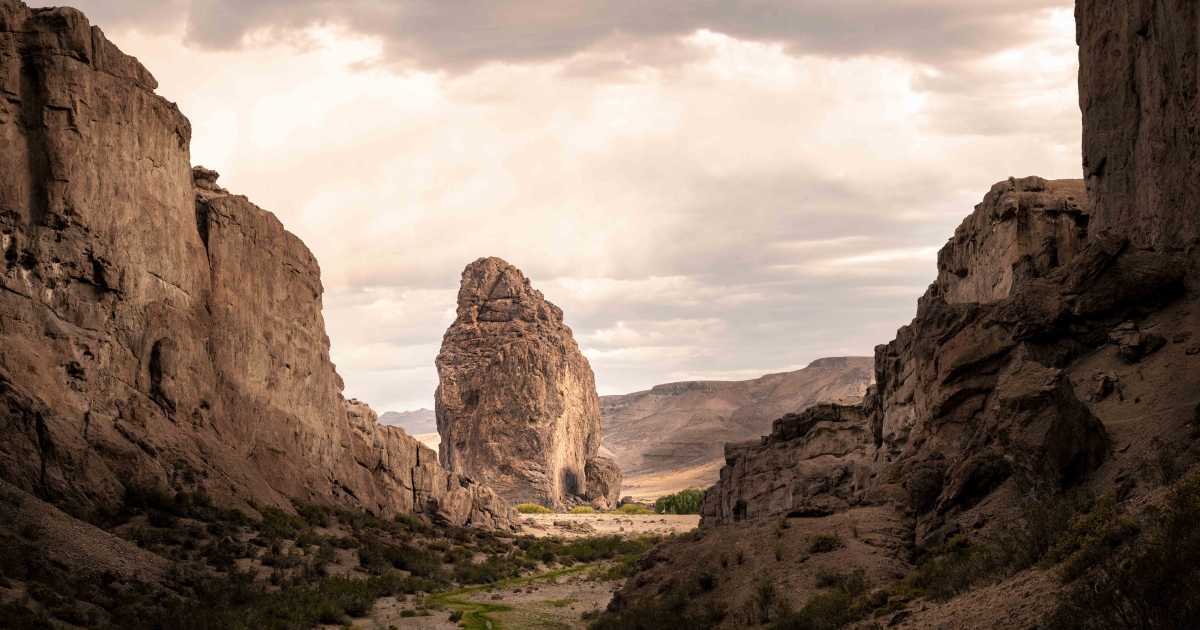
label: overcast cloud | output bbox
[37,0,1082,412]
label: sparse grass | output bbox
[614,504,653,515]
[516,504,554,514]
[570,507,596,514]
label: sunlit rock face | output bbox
[0,0,516,531]
[435,257,621,510]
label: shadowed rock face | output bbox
[435,257,621,510]
[701,177,1187,541]
[0,0,516,530]
[1077,0,1200,253]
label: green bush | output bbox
[516,504,554,514]
[654,489,704,515]
[570,506,596,514]
[614,504,652,515]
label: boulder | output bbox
[435,257,620,510]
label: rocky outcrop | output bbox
[1077,0,1200,253]
[935,178,1089,304]
[435,257,621,510]
[0,0,515,530]
[703,178,1185,538]
[600,357,873,499]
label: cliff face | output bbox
[702,176,1186,541]
[600,357,873,499]
[1077,0,1200,253]
[0,1,515,530]
[435,257,621,510]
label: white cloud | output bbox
[61,3,1082,412]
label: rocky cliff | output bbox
[435,257,621,510]
[0,0,516,530]
[1077,0,1200,254]
[700,176,1186,541]
[600,357,873,499]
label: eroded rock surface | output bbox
[0,1,516,530]
[1078,0,1200,253]
[701,178,1187,540]
[436,257,620,510]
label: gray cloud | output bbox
[53,0,1069,71]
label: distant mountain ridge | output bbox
[599,357,874,500]
[378,408,437,435]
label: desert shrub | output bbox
[1047,468,1200,630]
[449,610,463,622]
[516,504,554,514]
[357,543,445,579]
[769,570,869,630]
[806,532,843,554]
[570,506,596,514]
[654,489,704,515]
[400,609,417,618]
[588,593,726,630]
[753,579,779,623]
[614,504,652,515]
[451,555,525,585]
[697,570,717,591]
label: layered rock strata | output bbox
[436,257,621,510]
[0,1,515,530]
[600,357,873,498]
[702,177,1185,540]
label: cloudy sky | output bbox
[42,0,1083,412]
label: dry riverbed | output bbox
[328,515,700,630]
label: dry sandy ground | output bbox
[520,513,701,538]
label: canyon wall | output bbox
[0,1,515,530]
[702,176,1185,541]
[1077,0,1200,253]
[435,257,621,510]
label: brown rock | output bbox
[934,177,1089,304]
[1078,0,1200,254]
[435,257,619,510]
[0,0,516,531]
[701,178,1129,534]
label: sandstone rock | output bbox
[934,177,1089,305]
[1078,0,1200,254]
[1108,321,1167,363]
[701,179,1142,535]
[435,257,618,510]
[0,0,516,531]
[600,357,873,499]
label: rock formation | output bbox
[700,177,1184,539]
[0,0,516,530]
[1077,0,1200,254]
[435,257,621,510]
[600,357,873,499]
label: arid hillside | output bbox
[600,358,873,499]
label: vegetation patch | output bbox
[654,489,704,515]
[614,504,653,515]
[516,504,554,514]
[569,506,596,514]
